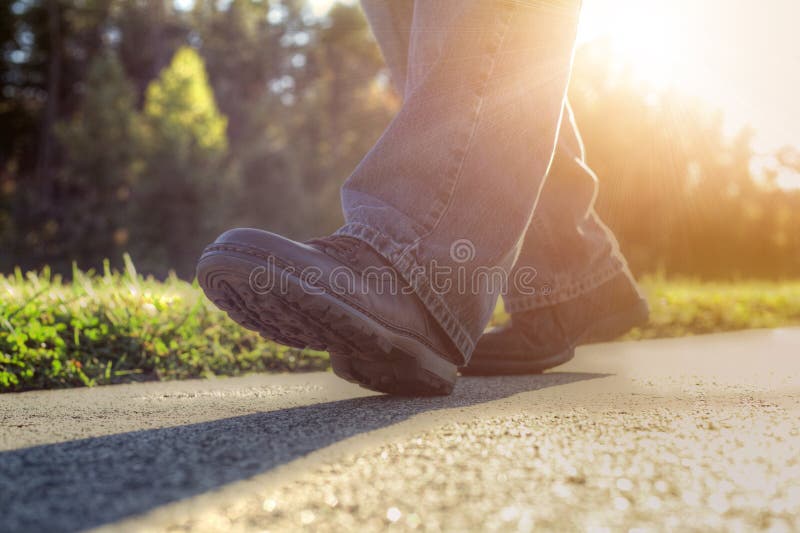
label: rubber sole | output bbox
[460,299,650,376]
[459,344,574,376]
[197,250,457,396]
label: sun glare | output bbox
[578,0,684,90]
[577,0,800,154]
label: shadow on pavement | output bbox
[0,372,606,532]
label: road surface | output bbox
[2,329,799,532]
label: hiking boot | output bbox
[197,228,459,395]
[461,273,649,375]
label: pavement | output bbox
[2,329,800,533]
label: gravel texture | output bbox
[1,329,799,532]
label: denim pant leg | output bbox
[503,100,637,313]
[359,1,413,99]
[361,0,635,318]
[341,0,582,362]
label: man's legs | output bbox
[362,2,630,302]
[200,0,584,395]
[502,100,634,312]
[359,1,414,99]
[361,1,647,375]
[341,0,583,361]
[462,98,649,375]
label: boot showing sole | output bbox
[197,251,457,396]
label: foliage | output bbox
[488,276,800,340]
[142,47,228,157]
[132,46,229,278]
[0,0,798,281]
[51,50,141,269]
[0,0,395,276]
[0,256,327,392]
[628,277,800,339]
[569,41,800,278]
[2,260,800,392]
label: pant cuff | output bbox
[504,260,628,314]
[336,222,475,362]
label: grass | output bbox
[2,257,799,392]
[490,277,800,340]
[0,256,327,392]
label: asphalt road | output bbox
[2,329,799,532]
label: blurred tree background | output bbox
[1,0,798,279]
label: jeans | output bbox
[338,0,635,363]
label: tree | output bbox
[2,2,798,280]
[131,46,228,277]
[53,50,141,270]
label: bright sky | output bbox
[256,0,800,154]
[578,0,798,153]
[310,0,799,152]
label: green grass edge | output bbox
[2,257,799,392]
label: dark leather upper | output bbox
[469,273,648,363]
[206,228,461,364]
